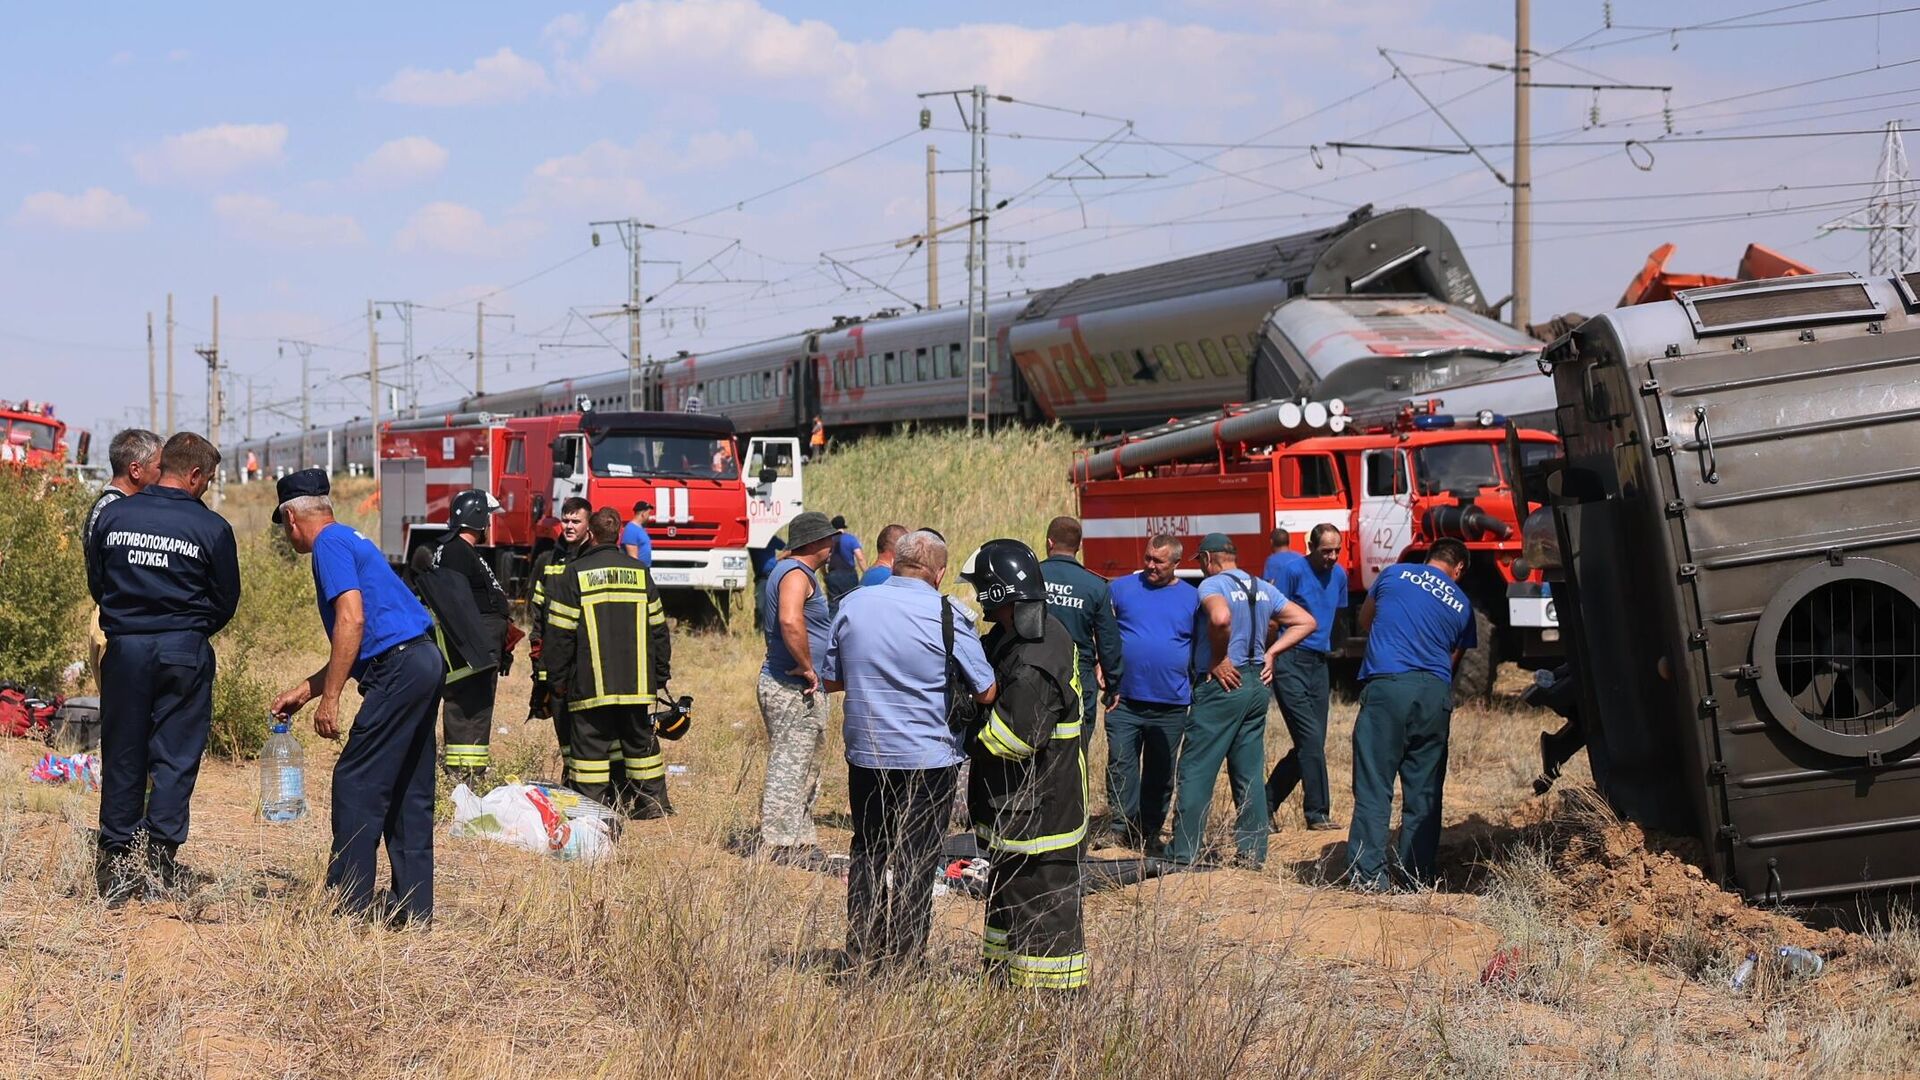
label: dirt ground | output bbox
[6,633,1920,1078]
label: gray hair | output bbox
[281,494,333,520]
[892,529,949,577]
[1146,532,1184,560]
[108,428,163,477]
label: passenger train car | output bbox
[238,204,1535,475]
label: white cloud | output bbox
[394,201,544,257]
[543,13,589,46]
[379,47,551,106]
[351,136,449,187]
[132,122,287,184]
[524,129,755,214]
[212,193,364,248]
[12,187,148,231]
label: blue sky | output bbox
[3,1,1916,441]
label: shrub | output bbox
[0,470,91,688]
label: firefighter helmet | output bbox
[962,538,1049,639]
[448,489,500,533]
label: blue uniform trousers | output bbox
[1102,698,1184,848]
[1265,648,1334,824]
[98,631,215,848]
[1169,666,1270,866]
[329,639,443,922]
[1347,672,1453,890]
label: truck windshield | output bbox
[4,419,56,452]
[589,433,738,480]
[1413,443,1500,495]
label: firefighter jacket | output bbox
[1039,554,1124,692]
[968,613,1087,857]
[544,543,671,710]
[412,564,498,684]
[529,539,582,683]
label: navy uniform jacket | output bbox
[1039,554,1124,691]
[87,485,241,637]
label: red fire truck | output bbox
[0,400,77,471]
[1073,399,1559,698]
[378,408,804,596]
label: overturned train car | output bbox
[1539,272,1920,903]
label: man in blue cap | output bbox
[270,469,443,925]
[86,431,240,903]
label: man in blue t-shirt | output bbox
[270,470,442,926]
[1102,534,1199,850]
[621,500,654,568]
[1265,523,1349,830]
[859,523,906,588]
[1347,538,1477,892]
[824,515,864,614]
[1168,534,1314,867]
[1263,526,1303,587]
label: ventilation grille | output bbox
[1773,578,1920,738]
[1689,281,1878,333]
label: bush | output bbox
[0,470,91,688]
[209,523,323,760]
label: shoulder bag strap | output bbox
[1234,570,1261,667]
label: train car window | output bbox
[1092,352,1122,387]
[948,343,965,378]
[1198,339,1232,377]
[1175,343,1206,380]
[1070,350,1101,389]
[1107,351,1139,386]
[1152,345,1181,382]
[916,347,930,381]
[1222,335,1250,373]
[884,352,897,385]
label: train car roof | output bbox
[1267,294,1541,357]
[1017,205,1469,321]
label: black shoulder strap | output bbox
[1234,570,1260,666]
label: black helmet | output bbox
[962,538,1050,639]
[448,489,499,533]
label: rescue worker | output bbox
[1037,515,1124,733]
[1265,523,1348,830]
[432,490,508,781]
[961,539,1089,992]
[84,428,163,678]
[544,508,674,817]
[859,523,907,588]
[271,470,441,925]
[86,432,240,903]
[621,500,654,567]
[529,497,592,775]
[1348,539,1477,891]
[1102,534,1196,850]
[756,511,837,863]
[808,414,826,461]
[1167,534,1314,868]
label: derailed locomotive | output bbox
[1533,272,1920,903]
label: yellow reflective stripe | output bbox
[572,759,612,780]
[648,599,666,626]
[573,692,654,710]
[547,612,579,630]
[547,599,581,620]
[980,710,1034,761]
[1007,953,1089,989]
[629,758,667,780]
[974,751,1089,855]
[982,925,1009,943]
[1051,721,1082,740]
[444,744,490,766]
[1007,952,1089,973]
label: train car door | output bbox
[1356,447,1413,587]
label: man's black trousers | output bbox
[98,630,215,850]
[846,763,957,970]
[330,640,443,922]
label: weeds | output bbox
[0,469,90,688]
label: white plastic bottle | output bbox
[261,720,308,822]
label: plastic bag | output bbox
[450,782,611,862]
[30,752,99,790]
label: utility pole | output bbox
[965,84,992,433]
[1512,0,1533,330]
[194,295,222,505]
[146,311,157,429]
[368,300,381,486]
[475,300,485,395]
[165,292,175,433]
[1820,120,1917,273]
[926,144,940,308]
[372,300,418,415]
[245,376,254,441]
[590,219,672,408]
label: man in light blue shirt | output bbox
[1265,523,1349,830]
[620,500,653,568]
[1263,527,1303,587]
[823,529,996,971]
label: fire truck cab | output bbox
[1075,403,1560,697]
[380,409,803,596]
[0,400,73,471]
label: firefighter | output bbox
[544,508,674,816]
[86,432,240,903]
[961,538,1089,991]
[432,489,509,781]
[529,497,593,775]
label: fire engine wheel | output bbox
[1453,609,1498,705]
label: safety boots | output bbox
[94,843,143,907]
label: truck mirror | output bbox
[759,466,778,486]
[531,494,547,518]
[552,461,571,479]
[1502,421,1529,528]
[76,430,91,467]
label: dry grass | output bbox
[4,437,1919,1078]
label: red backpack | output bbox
[0,683,57,740]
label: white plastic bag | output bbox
[449,783,569,856]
